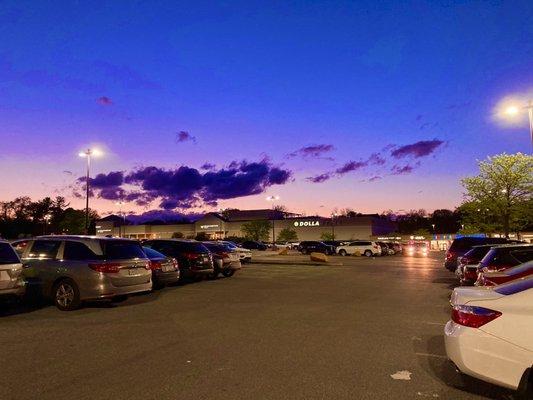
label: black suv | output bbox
[143,240,214,280]
[241,241,267,251]
[298,241,335,255]
[444,237,514,271]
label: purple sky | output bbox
[0,1,532,218]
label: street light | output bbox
[115,201,126,238]
[502,100,533,149]
[79,148,102,234]
[331,212,339,241]
[266,195,280,248]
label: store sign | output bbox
[293,220,320,227]
[200,224,219,230]
[97,229,112,233]
[378,236,401,240]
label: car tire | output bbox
[339,250,347,257]
[364,250,373,257]
[53,279,81,311]
[222,269,235,278]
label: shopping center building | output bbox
[95,209,397,241]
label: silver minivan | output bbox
[0,240,25,298]
[13,236,152,311]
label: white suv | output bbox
[336,241,381,257]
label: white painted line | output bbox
[390,370,412,380]
[415,352,447,360]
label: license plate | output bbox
[128,269,139,276]
[162,265,174,272]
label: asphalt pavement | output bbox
[0,252,516,400]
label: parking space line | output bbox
[415,352,447,359]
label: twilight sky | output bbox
[1,0,532,218]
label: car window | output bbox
[510,249,533,263]
[506,261,533,276]
[481,249,518,266]
[495,277,533,296]
[11,240,29,256]
[28,240,61,259]
[0,243,20,264]
[63,241,99,261]
[101,240,146,260]
[143,247,166,259]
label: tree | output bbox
[461,153,532,237]
[277,228,298,242]
[320,231,335,241]
[195,232,209,241]
[241,220,271,241]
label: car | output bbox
[377,241,395,255]
[202,242,241,278]
[142,247,180,288]
[444,237,513,272]
[241,240,268,251]
[298,241,335,255]
[335,241,381,257]
[444,277,533,395]
[477,261,533,287]
[0,240,25,299]
[322,240,348,252]
[455,245,495,285]
[142,239,214,280]
[218,241,252,263]
[13,236,152,311]
[463,244,533,282]
[403,242,429,257]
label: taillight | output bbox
[89,262,121,273]
[183,252,199,260]
[150,260,162,270]
[172,258,179,270]
[451,305,501,328]
[446,252,454,260]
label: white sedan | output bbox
[444,277,533,394]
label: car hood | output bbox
[450,286,505,306]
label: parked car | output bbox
[477,261,533,287]
[241,240,268,251]
[298,241,335,255]
[455,245,496,285]
[142,247,180,288]
[202,242,241,278]
[0,240,25,299]
[336,241,381,257]
[13,236,152,311]
[444,237,513,272]
[377,242,395,255]
[219,241,252,263]
[445,277,533,395]
[462,244,533,284]
[403,242,429,257]
[143,239,214,280]
[322,240,348,252]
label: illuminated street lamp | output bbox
[502,100,533,149]
[331,212,339,241]
[266,195,280,248]
[115,201,126,238]
[79,148,102,234]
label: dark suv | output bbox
[143,240,214,280]
[298,241,335,255]
[241,241,267,251]
[477,244,533,273]
[444,237,513,272]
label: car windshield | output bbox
[102,240,147,260]
[0,243,20,264]
[143,247,166,259]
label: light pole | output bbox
[266,195,280,248]
[504,100,533,150]
[79,148,102,234]
[331,212,339,241]
[115,201,126,238]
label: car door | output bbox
[23,239,64,295]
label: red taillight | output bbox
[373,245,378,249]
[89,262,121,273]
[219,252,229,258]
[172,258,179,270]
[446,252,454,260]
[183,252,199,260]
[150,260,162,270]
[451,305,501,328]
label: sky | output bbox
[0,0,532,219]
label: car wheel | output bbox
[339,250,347,257]
[364,250,373,257]
[53,279,81,311]
[222,269,235,278]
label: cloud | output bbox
[200,163,216,170]
[175,131,196,144]
[287,144,335,159]
[97,96,113,105]
[62,170,73,175]
[368,153,386,166]
[390,139,444,159]
[368,175,382,182]
[80,160,292,209]
[391,162,420,175]
[306,173,332,183]
[335,161,367,175]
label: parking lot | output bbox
[0,252,514,400]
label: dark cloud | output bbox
[97,96,113,105]
[200,163,216,170]
[306,173,332,183]
[175,131,196,144]
[126,210,204,224]
[390,139,444,159]
[81,160,291,209]
[368,175,382,182]
[287,144,335,159]
[415,114,423,121]
[368,153,386,166]
[335,161,367,175]
[391,162,420,175]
